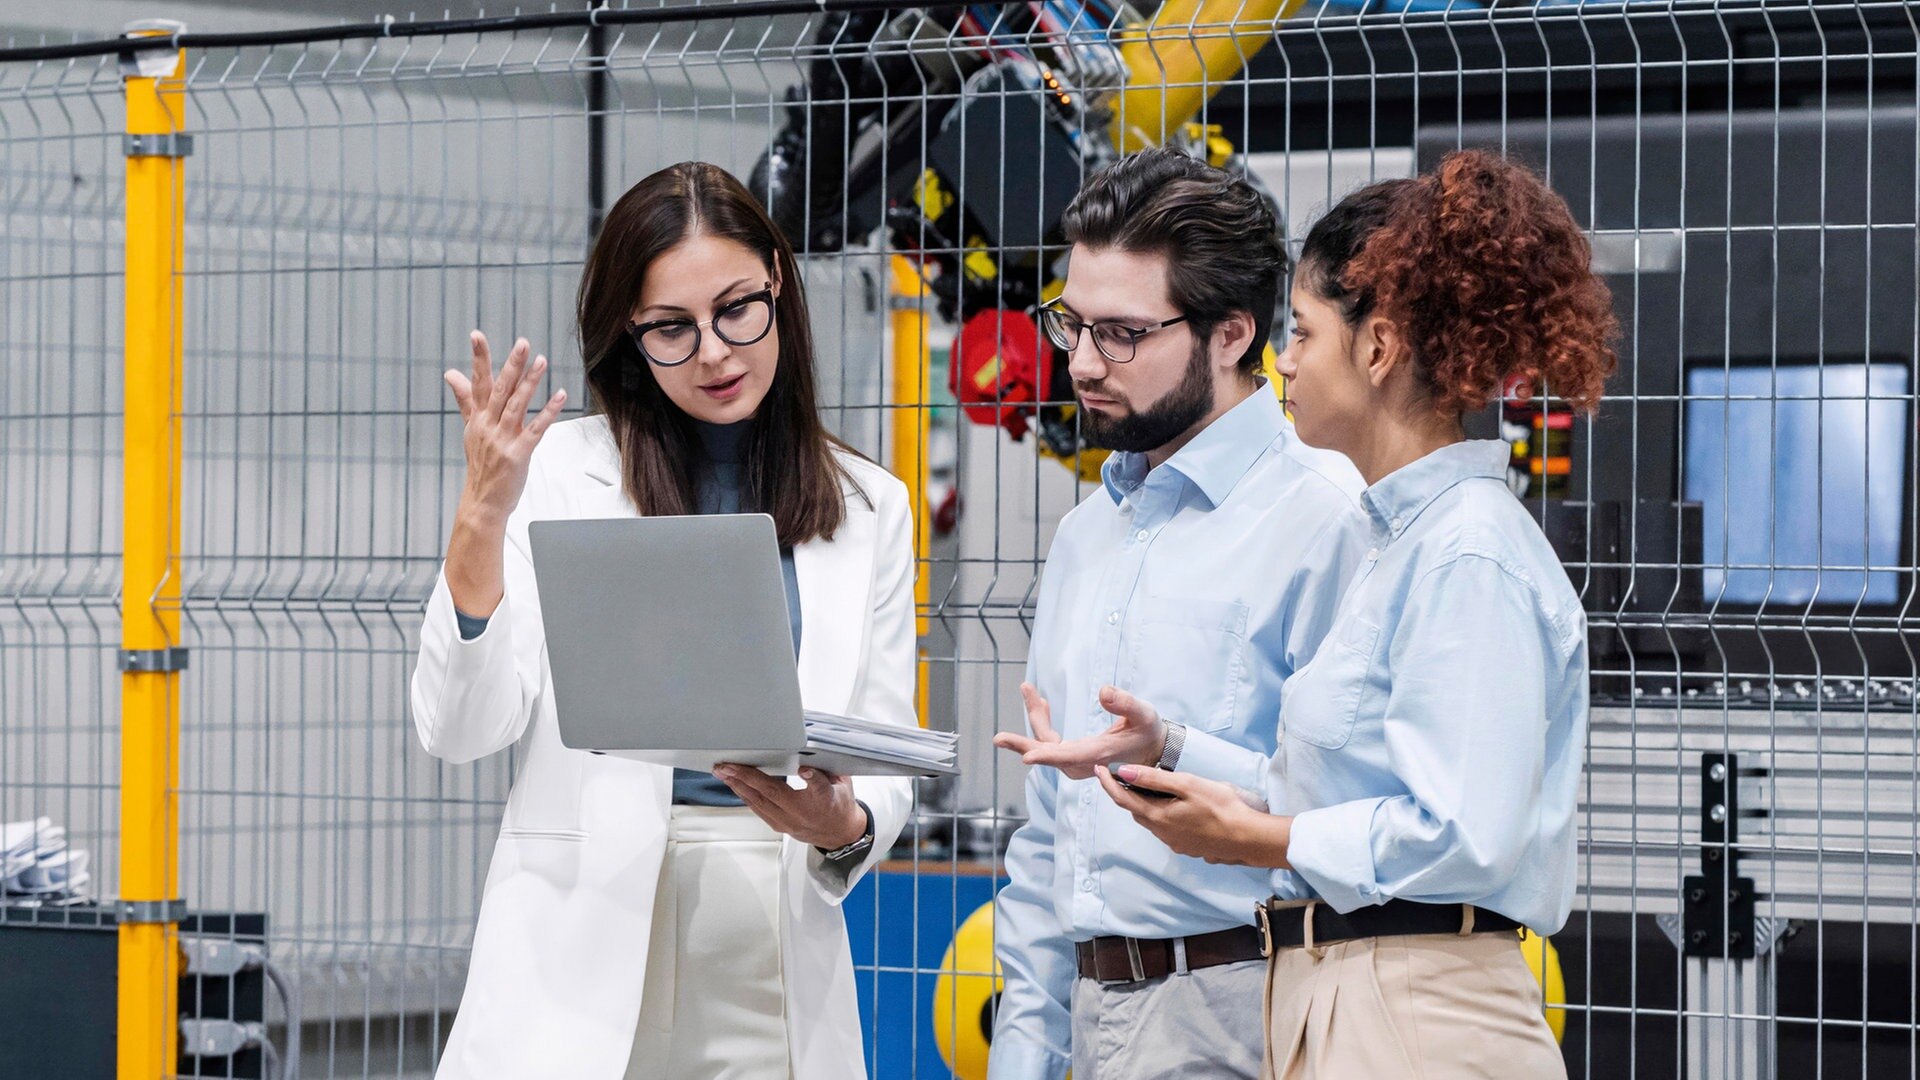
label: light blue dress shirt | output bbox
[987,388,1369,1080]
[1181,439,1588,935]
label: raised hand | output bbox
[991,683,1167,780]
[441,331,568,618]
[445,331,568,521]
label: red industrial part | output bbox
[950,308,1050,440]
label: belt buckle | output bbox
[1256,904,1274,959]
[1124,938,1146,982]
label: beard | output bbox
[1077,338,1215,455]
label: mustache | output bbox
[1074,380,1120,400]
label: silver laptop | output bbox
[527,514,955,777]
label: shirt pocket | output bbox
[1126,596,1250,734]
[1284,617,1381,750]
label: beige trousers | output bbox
[625,807,792,1080]
[1262,911,1565,1080]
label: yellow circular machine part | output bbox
[1519,928,1568,1043]
[933,902,1004,1080]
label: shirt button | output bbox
[1135,529,1149,542]
[1107,611,1120,625]
[1082,879,1097,893]
[1390,517,1402,531]
[1366,548,1378,561]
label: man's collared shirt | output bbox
[1182,439,1589,935]
[988,388,1368,1080]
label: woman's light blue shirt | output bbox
[1183,439,1588,934]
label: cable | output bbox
[179,936,298,1079]
[263,960,301,1080]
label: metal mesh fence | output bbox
[0,1,1915,1077]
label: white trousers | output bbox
[625,807,793,1080]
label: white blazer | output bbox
[411,414,916,1079]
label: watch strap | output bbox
[819,800,876,866]
[1156,720,1187,773]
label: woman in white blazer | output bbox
[410,161,915,1080]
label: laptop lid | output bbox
[527,514,807,754]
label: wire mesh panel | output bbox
[0,2,1915,1077]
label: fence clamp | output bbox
[117,898,187,924]
[1680,751,1772,959]
[123,132,193,159]
[119,647,189,673]
[117,18,187,79]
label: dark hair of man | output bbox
[576,161,857,546]
[1059,146,1289,377]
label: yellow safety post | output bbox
[889,257,933,726]
[1110,0,1306,153]
[119,22,189,1080]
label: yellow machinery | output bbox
[1111,0,1309,154]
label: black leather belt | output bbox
[1075,925,1266,984]
[1257,898,1523,955]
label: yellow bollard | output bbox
[889,257,934,725]
[119,21,189,1080]
[1109,0,1306,154]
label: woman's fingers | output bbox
[524,388,569,441]
[501,354,548,432]
[444,369,476,420]
[469,331,494,411]
[487,338,530,422]
[797,767,844,792]
[1112,763,1189,796]
[727,781,785,828]
[715,764,796,803]
[1095,764,1148,812]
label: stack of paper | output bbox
[804,712,958,771]
[1,817,92,905]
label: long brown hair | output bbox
[577,161,856,545]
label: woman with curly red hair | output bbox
[1021,148,1617,1077]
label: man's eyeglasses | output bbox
[1037,300,1189,364]
[627,284,776,367]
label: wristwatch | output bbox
[1156,720,1187,773]
[818,800,876,868]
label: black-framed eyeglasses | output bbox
[1037,299,1189,364]
[627,284,776,367]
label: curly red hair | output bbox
[1312,149,1618,415]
